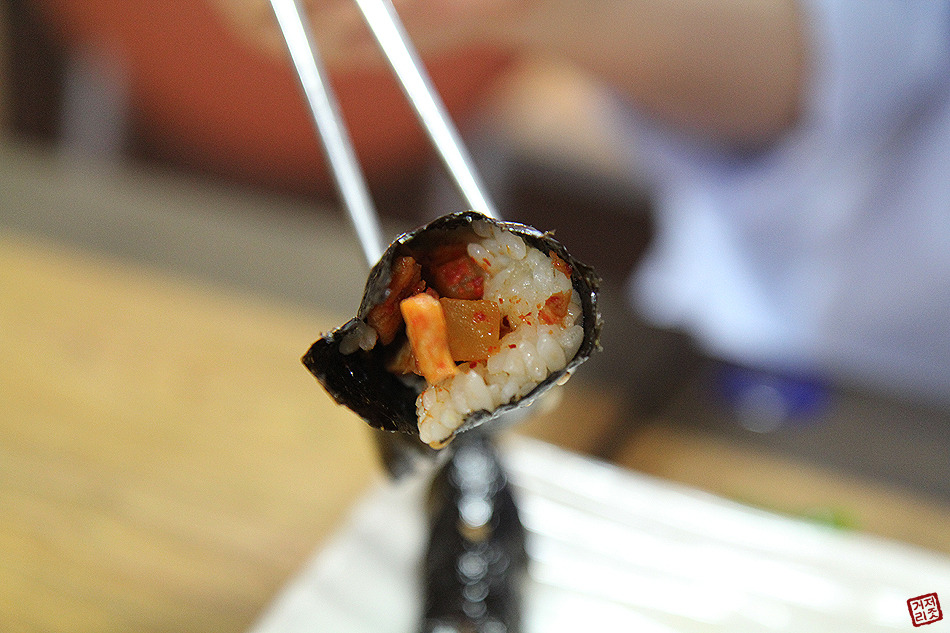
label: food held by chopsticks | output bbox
[303,211,602,447]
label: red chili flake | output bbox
[550,252,572,278]
[539,291,571,325]
[509,344,517,349]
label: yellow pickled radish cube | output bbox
[440,298,501,362]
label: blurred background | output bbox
[2,0,949,631]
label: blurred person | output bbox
[34,0,950,405]
[28,0,510,193]
[226,0,950,405]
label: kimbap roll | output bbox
[303,211,602,448]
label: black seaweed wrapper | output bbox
[302,211,602,440]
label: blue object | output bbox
[714,363,832,433]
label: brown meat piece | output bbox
[366,256,425,345]
[424,244,485,300]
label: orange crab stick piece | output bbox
[400,293,459,385]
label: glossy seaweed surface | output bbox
[302,210,603,439]
[420,434,526,632]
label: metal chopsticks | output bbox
[352,0,498,219]
[270,0,502,477]
[269,0,498,270]
[269,0,386,266]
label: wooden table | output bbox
[4,143,950,632]
[0,142,622,633]
[0,231,381,632]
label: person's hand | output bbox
[209,0,517,69]
[211,0,805,146]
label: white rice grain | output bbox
[416,224,584,446]
[471,219,494,238]
[500,230,527,260]
[537,329,567,371]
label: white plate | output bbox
[250,436,950,632]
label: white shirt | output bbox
[624,1,950,403]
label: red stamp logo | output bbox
[908,593,943,627]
